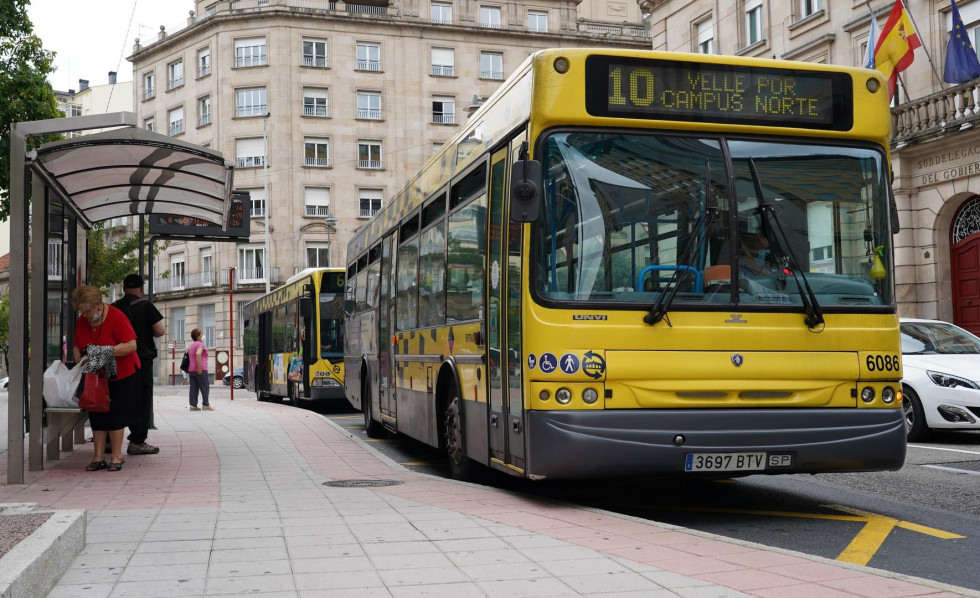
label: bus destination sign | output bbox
[584,56,853,131]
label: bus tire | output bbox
[362,377,385,439]
[288,383,300,408]
[444,388,474,481]
[902,385,931,442]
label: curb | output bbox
[0,508,86,598]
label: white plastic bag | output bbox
[42,358,86,408]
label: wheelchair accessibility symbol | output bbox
[539,352,557,374]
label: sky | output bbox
[27,1,194,93]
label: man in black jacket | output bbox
[115,274,165,455]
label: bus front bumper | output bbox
[525,408,906,480]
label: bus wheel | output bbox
[362,379,385,439]
[257,392,269,402]
[288,383,300,408]
[444,390,474,481]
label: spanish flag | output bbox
[873,0,921,99]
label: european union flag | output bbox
[944,0,980,84]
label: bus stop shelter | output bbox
[6,112,235,484]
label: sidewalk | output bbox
[0,387,974,598]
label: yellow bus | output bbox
[243,267,345,407]
[344,48,906,480]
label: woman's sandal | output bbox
[85,460,107,471]
[107,462,124,472]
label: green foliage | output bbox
[1,0,63,221]
[0,292,9,356]
[85,223,169,292]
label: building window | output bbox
[304,137,329,167]
[171,308,186,348]
[143,72,155,100]
[697,18,714,54]
[432,141,444,154]
[303,38,328,67]
[201,251,213,286]
[171,254,186,290]
[480,6,501,28]
[480,52,503,79]
[144,117,155,132]
[245,187,267,217]
[745,0,763,46]
[198,96,211,126]
[198,47,211,77]
[200,304,216,346]
[359,189,383,218]
[431,1,452,23]
[358,140,382,169]
[528,10,548,32]
[235,37,267,67]
[236,137,266,168]
[235,87,267,118]
[168,107,184,136]
[431,47,455,76]
[800,0,819,19]
[167,60,184,89]
[356,91,382,119]
[306,243,330,268]
[305,187,331,217]
[356,42,381,71]
[303,87,328,117]
[47,239,63,280]
[238,245,267,283]
[432,96,455,124]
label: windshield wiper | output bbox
[749,161,824,329]
[645,162,718,326]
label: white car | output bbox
[900,318,980,441]
[0,376,7,390]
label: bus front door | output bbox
[487,145,526,473]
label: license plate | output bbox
[685,452,767,472]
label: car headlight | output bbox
[927,370,979,390]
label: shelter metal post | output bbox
[30,174,48,470]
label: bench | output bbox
[43,407,89,461]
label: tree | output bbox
[85,223,170,292]
[1,0,62,222]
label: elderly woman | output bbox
[71,285,139,472]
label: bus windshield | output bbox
[533,131,893,309]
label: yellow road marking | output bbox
[589,501,964,566]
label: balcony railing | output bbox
[153,268,282,292]
[306,205,332,217]
[431,65,454,76]
[236,105,267,117]
[233,267,281,285]
[304,105,328,117]
[356,60,382,71]
[305,157,329,167]
[892,79,980,146]
[169,120,184,136]
[144,88,155,100]
[235,54,268,67]
[480,70,503,79]
[357,108,382,119]
[237,156,267,167]
[358,159,382,169]
[433,113,456,124]
[152,271,216,293]
[168,76,184,89]
[579,22,651,37]
[199,112,211,126]
[199,64,211,77]
[303,56,328,67]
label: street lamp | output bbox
[323,207,337,266]
[262,112,271,293]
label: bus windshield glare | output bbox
[533,131,893,308]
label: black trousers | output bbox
[127,359,154,444]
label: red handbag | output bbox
[78,372,110,413]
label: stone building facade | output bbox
[128,0,649,381]
[640,0,980,335]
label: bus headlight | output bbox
[881,386,896,404]
[860,386,875,403]
[582,388,599,404]
[555,388,572,404]
[866,78,880,93]
[554,57,570,74]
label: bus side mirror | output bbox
[511,159,542,223]
[299,296,312,319]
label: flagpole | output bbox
[897,0,946,89]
